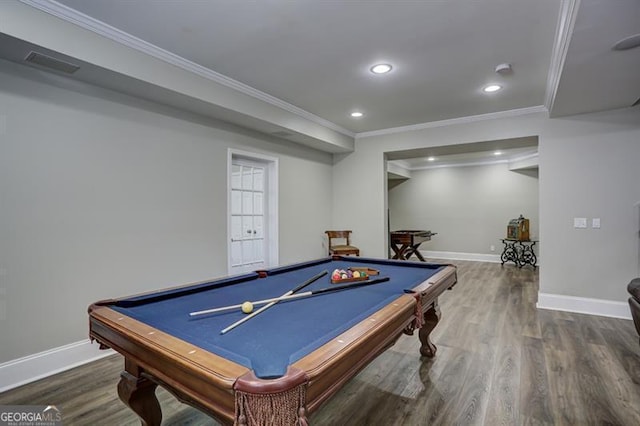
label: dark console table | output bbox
[500,239,538,269]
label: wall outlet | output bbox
[490,245,495,252]
[574,217,587,228]
[592,218,601,229]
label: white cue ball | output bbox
[241,301,254,314]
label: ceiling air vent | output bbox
[24,51,80,74]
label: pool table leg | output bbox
[419,299,441,357]
[117,360,162,426]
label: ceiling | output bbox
[48,0,561,134]
[1,0,639,149]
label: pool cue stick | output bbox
[219,270,328,334]
[191,276,390,317]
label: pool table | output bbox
[88,256,456,425]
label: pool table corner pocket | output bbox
[234,367,309,425]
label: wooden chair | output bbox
[325,230,360,256]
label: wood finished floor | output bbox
[2,260,640,425]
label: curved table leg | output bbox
[518,241,537,268]
[419,300,441,357]
[500,240,520,267]
[117,361,162,426]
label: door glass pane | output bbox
[242,167,253,190]
[231,165,242,189]
[253,168,264,191]
[231,216,242,240]
[253,193,263,215]
[242,191,253,215]
[242,216,253,239]
[231,190,242,215]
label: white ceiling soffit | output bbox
[18,0,354,136]
[2,0,355,153]
[390,149,538,170]
[549,0,640,117]
[386,136,538,161]
[386,136,539,169]
[44,0,561,132]
[4,0,636,153]
[11,1,561,137]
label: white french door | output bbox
[228,151,278,274]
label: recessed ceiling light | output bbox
[483,84,502,93]
[494,150,502,156]
[370,64,392,74]
[427,157,436,162]
[350,111,364,118]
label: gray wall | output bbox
[334,108,640,304]
[388,163,539,254]
[539,114,640,300]
[0,59,333,362]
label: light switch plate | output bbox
[574,217,587,228]
[592,218,601,228]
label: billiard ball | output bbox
[241,301,253,314]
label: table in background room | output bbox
[390,230,437,261]
[88,256,457,425]
[500,238,538,268]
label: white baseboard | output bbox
[537,292,631,320]
[0,340,114,393]
[422,250,503,263]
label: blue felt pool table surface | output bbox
[109,257,446,379]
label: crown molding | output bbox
[19,0,356,138]
[356,105,548,139]
[544,0,581,113]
